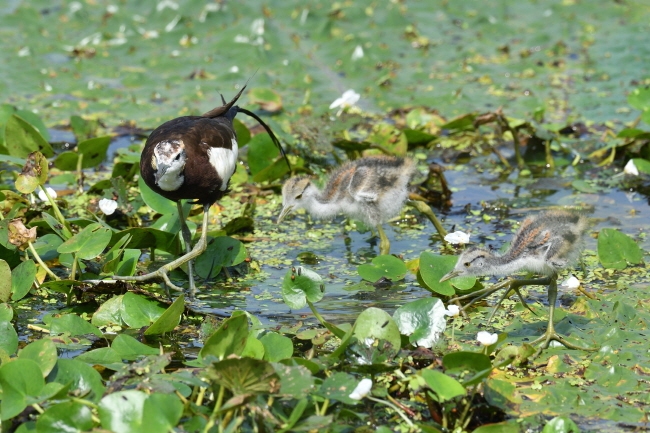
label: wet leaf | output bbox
[260,332,293,362]
[194,236,247,279]
[57,223,112,259]
[4,114,53,158]
[144,294,184,335]
[47,313,103,338]
[18,338,57,377]
[111,334,159,360]
[597,228,643,269]
[0,260,10,303]
[393,298,447,348]
[200,314,249,361]
[121,292,167,329]
[353,307,401,355]
[421,370,465,402]
[15,151,48,194]
[141,393,184,432]
[47,358,106,403]
[418,252,458,296]
[0,358,45,420]
[0,321,18,356]
[36,401,94,432]
[357,255,407,283]
[10,259,35,301]
[98,390,147,431]
[542,416,581,433]
[281,266,325,310]
[206,357,280,396]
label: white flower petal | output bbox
[351,45,364,61]
[445,305,460,317]
[624,160,639,176]
[561,275,581,289]
[444,231,470,245]
[38,187,57,201]
[476,331,498,346]
[349,378,372,400]
[329,89,360,110]
[99,198,118,215]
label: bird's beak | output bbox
[277,205,294,224]
[154,164,168,183]
[439,270,460,283]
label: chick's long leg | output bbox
[376,224,390,255]
[531,277,597,357]
[114,203,210,298]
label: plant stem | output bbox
[27,241,59,281]
[307,300,327,328]
[367,396,415,428]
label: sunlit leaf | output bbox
[357,255,407,283]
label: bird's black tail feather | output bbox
[237,107,291,170]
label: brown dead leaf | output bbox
[8,218,37,250]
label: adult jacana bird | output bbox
[114,85,289,297]
[440,210,595,356]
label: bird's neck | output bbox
[490,253,555,276]
[301,185,344,220]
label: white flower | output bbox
[251,18,265,36]
[445,305,460,317]
[349,378,372,400]
[444,231,470,245]
[329,90,360,110]
[229,66,239,73]
[351,45,364,61]
[99,198,118,215]
[476,331,498,346]
[561,275,581,289]
[38,187,57,201]
[624,160,639,176]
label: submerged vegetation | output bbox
[1,1,649,432]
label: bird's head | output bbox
[277,176,313,223]
[439,248,491,282]
[152,140,187,191]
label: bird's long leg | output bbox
[486,279,541,324]
[531,277,597,357]
[376,224,390,255]
[177,201,197,297]
[114,203,211,298]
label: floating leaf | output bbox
[47,358,106,403]
[18,338,57,377]
[368,123,407,156]
[98,390,147,431]
[10,259,35,301]
[121,292,167,329]
[144,294,184,335]
[200,314,249,361]
[248,133,279,175]
[421,370,466,402]
[260,332,293,362]
[0,320,18,356]
[418,252,460,296]
[207,357,280,397]
[0,260,10,303]
[57,223,112,259]
[597,228,643,269]
[36,401,94,432]
[4,114,53,158]
[0,358,45,420]
[357,255,407,283]
[281,266,324,310]
[111,334,159,360]
[353,307,401,356]
[393,298,447,348]
[194,236,247,279]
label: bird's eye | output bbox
[174,154,181,160]
[464,262,470,268]
[295,194,303,200]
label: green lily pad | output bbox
[144,294,184,335]
[260,332,294,362]
[48,358,106,403]
[353,307,401,356]
[420,369,466,402]
[57,223,112,260]
[36,401,93,433]
[200,314,249,361]
[281,266,325,310]
[357,255,407,283]
[4,114,53,158]
[597,228,643,269]
[393,298,447,348]
[418,252,458,296]
[0,358,45,420]
[121,292,167,329]
[10,259,35,301]
[0,259,10,303]
[248,87,283,112]
[18,338,57,377]
[111,334,160,360]
[194,236,247,279]
[0,320,18,356]
[15,151,48,194]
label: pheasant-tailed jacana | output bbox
[440,210,595,356]
[277,156,416,255]
[114,85,288,297]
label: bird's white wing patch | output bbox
[355,191,378,202]
[208,139,238,191]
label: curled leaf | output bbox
[8,219,36,250]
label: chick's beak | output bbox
[439,269,460,283]
[277,205,294,224]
